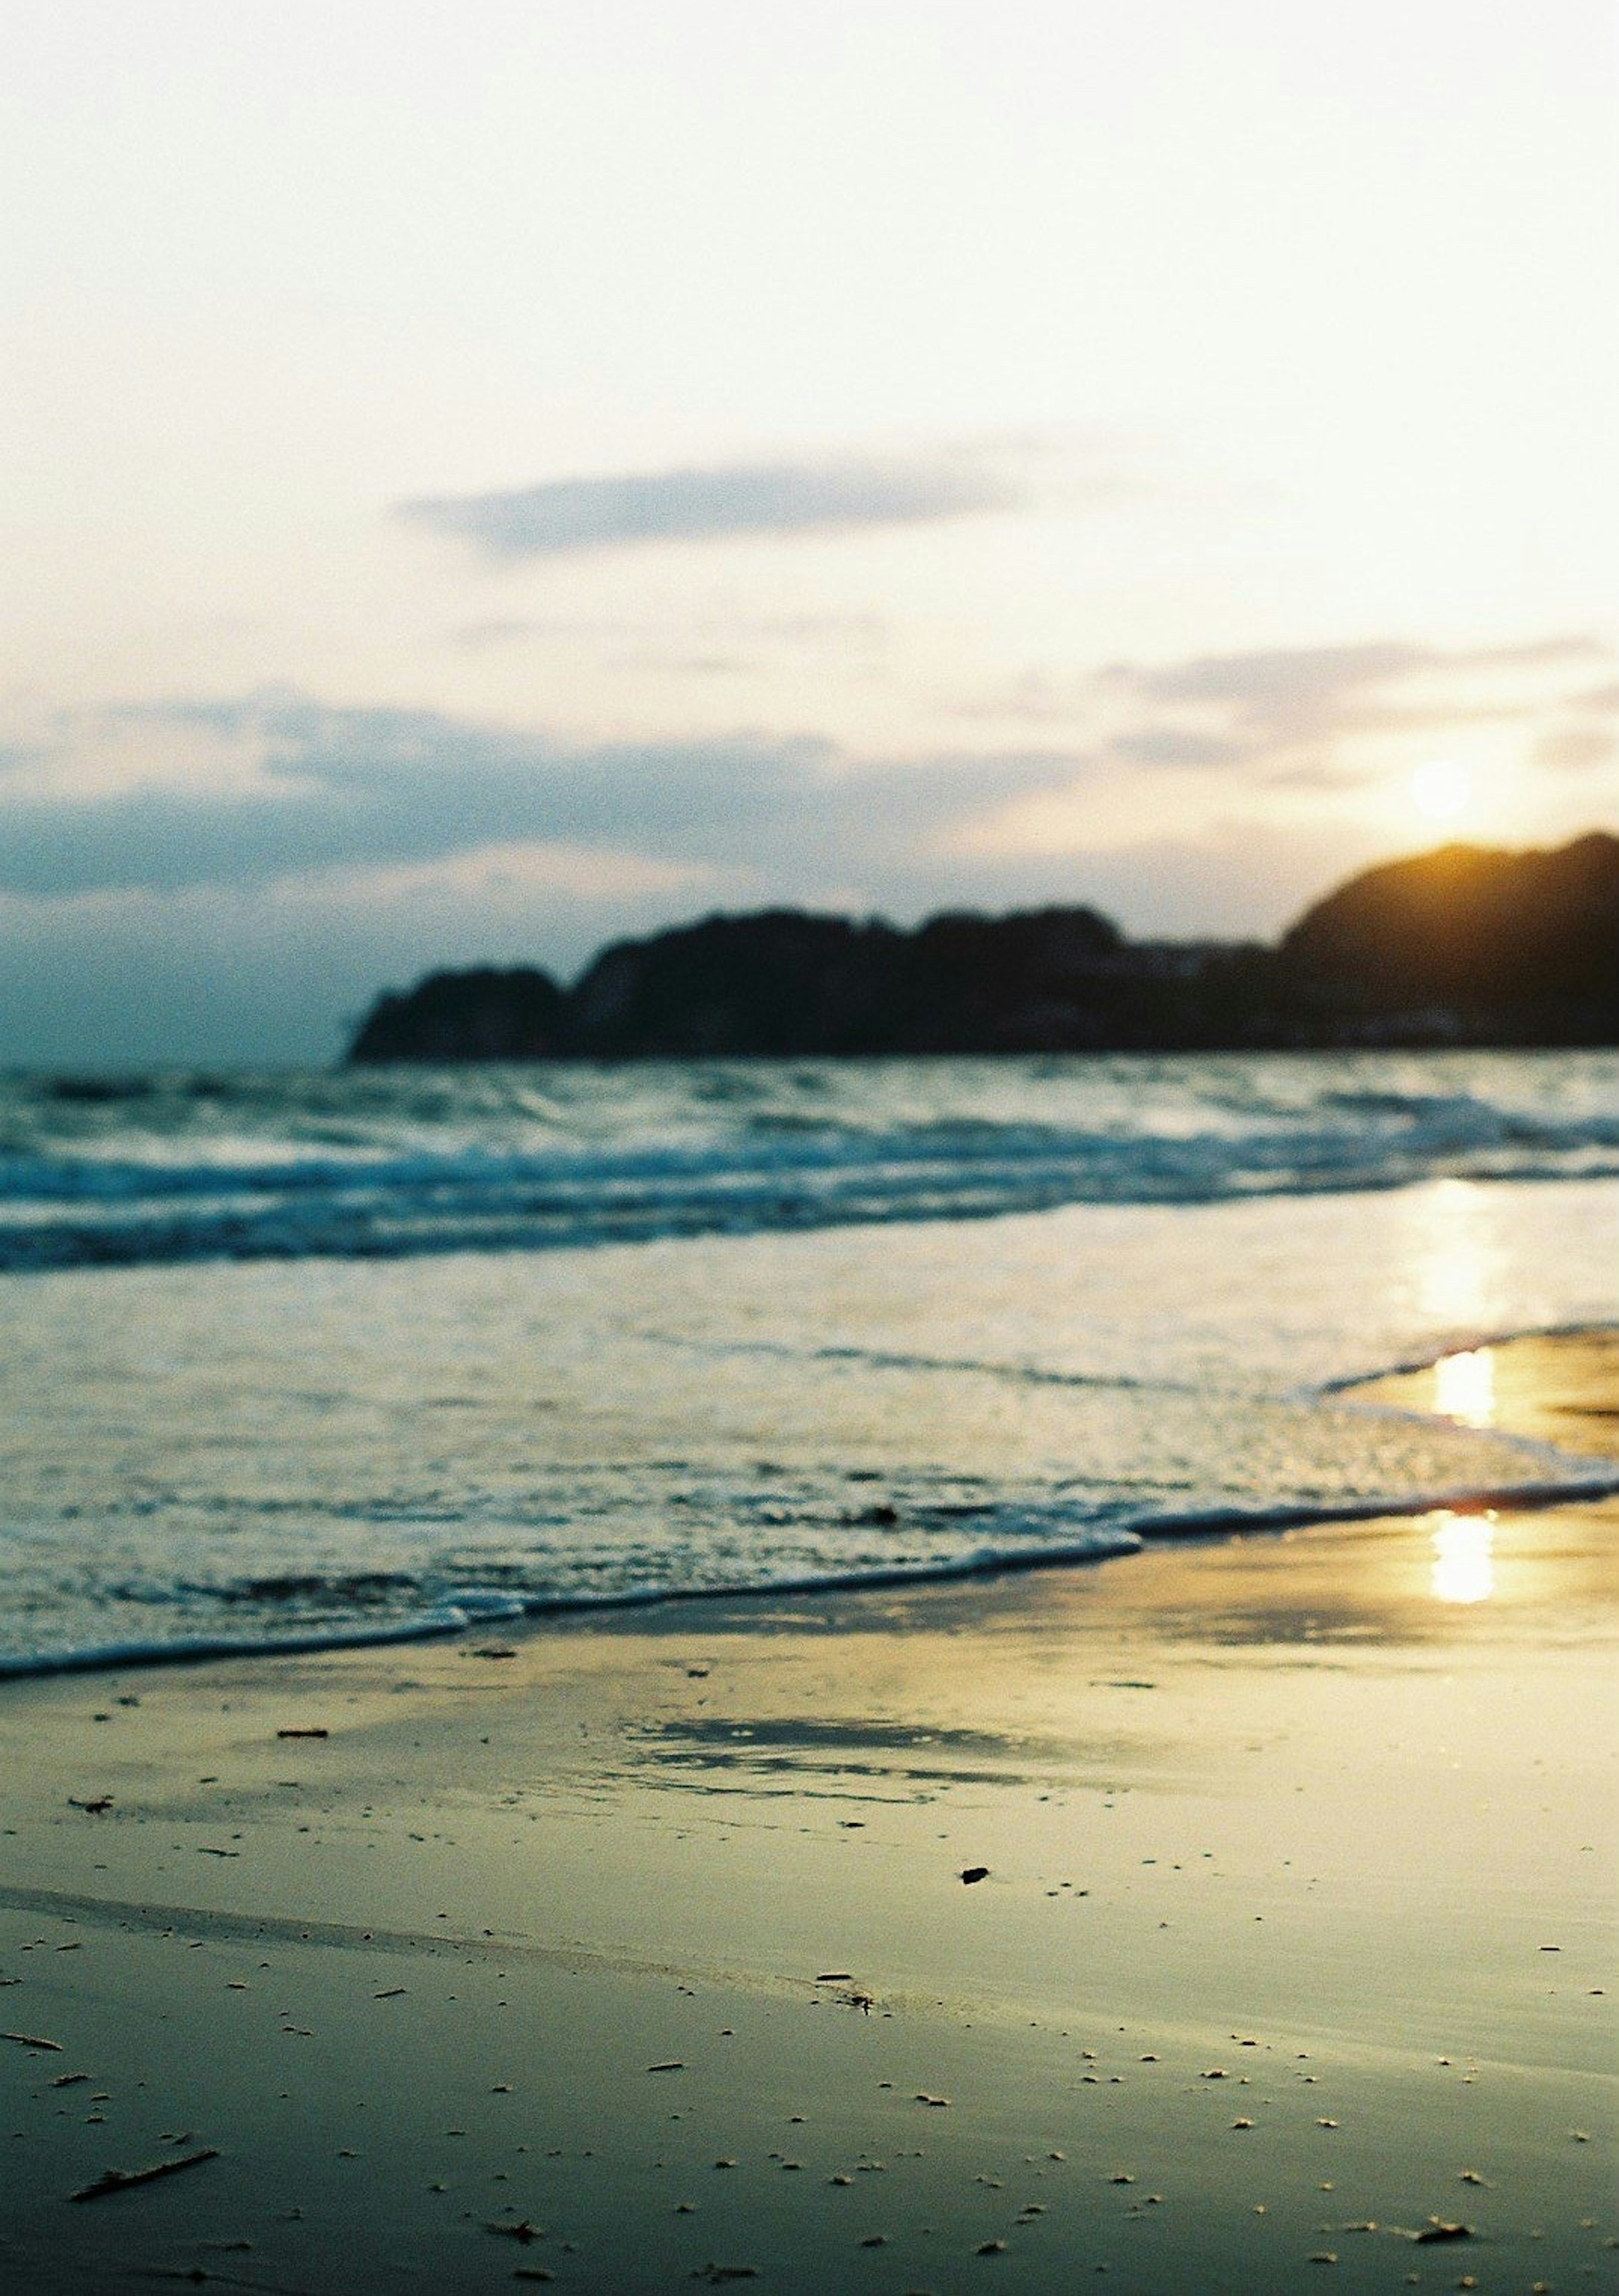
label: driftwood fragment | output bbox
[68,2148,219,2203]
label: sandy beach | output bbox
[2,1330,1614,2293]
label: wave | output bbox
[3,1459,1614,1683]
[2,1092,1617,1271]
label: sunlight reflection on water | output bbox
[1412,1178,1505,1330]
[1431,1512,1495,1604]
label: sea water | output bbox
[0,1051,1615,1672]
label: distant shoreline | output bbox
[347,832,1619,1062]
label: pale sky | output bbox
[2,1,1615,1063]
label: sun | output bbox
[1411,758,1471,823]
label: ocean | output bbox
[1,1049,1615,1674]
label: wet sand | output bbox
[2,1332,1614,2293]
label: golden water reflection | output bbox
[1430,1511,1495,1604]
[1433,1346,1496,1427]
[1411,1177,1503,1329]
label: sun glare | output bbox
[1411,758,1471,822]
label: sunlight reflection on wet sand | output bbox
[1429,1509,1495,1603]
[1432,1344,1495,1426]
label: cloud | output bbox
[1258,761,1372,791]
[1106,725,1240,770]
[1108,640,1427,726]
[961,634,1615,797]
[1533,723,1618,774]
[451,609,890,655]
[0,692,1086,902]
[1571,680,1619,715]
[1096,635,1606,741]
[16,628,1606,915]
[399,447,1029,559]
[450,618,550,650]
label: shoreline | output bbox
[4,1322,1617,1686]
[2,1330,1615,2291]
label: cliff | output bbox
[347,832,1619,1061]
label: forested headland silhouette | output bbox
[349,833,1619,1061]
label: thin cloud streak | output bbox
[964,635,1613,769]
[449,609,891,654]
[398,447,1031,559]
[1098,635,1606,738]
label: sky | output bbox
[2,2,1615,1065]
